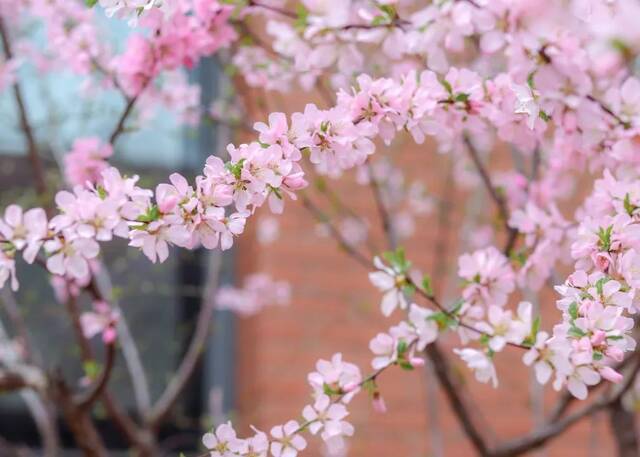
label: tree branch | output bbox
[0,368,41,392]
[299,193,372,269]
[463,135,518,256]
[366,160,398,250]
[91,267,152,417]
[0,17,47,197]
[109,95,138,145]
[608,395,638,457]
[492,355,640,457]
[63,287,152,452]
[75,341,117,409]
[426,343,493,456]
[146,251,223,428]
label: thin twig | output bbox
[0,17,47,196]
[93,267,152,417]
[146,251,223,428]
[75,342,117,409]
[63,286,150,451]
[109,95,138,145]
[463,135,518,256]
[299,193,372,269]
[366,160,398,250]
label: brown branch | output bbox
[609,395,639,457]
[426,343,492,457]
[63,286,152,453]
[492,355,640,457]
[366,160,398,250]
[0,369,39,392]
[0,17,47,196]
[50,373,108,457]
[299,193,372,269]
[75,341,117,409]
[146,251,223,428]
[586,94,630,128]
[463,135,518,256]
[109,95,138,145]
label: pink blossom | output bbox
[270,421,307,457]
[64,138,113,187]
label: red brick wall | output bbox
[232,89,616,456]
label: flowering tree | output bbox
[1,0,640,455]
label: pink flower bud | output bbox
[600,366,623,384]
[283,173,307,190]
[103,327,117,344]
[591,252,611,272]
[372,393,386,413]
[590,330,606,346]
[606,346,624,362]
[410,357,425,368]
[158,195,179,213]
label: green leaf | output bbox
[527,71,536,89]
[136,205,160,223]
[421,274,433,297]
[440,79,453,95]
[402,283,415,296]
[427,311,457,331]
[593,351,604,361]
[378,4,397,18]
[595,276,608,296]
[568,302,578,320]
[323,383,340,396]
[538,110,551,122]
[531,316,541,337]
[399,360,414,371]
[96,184,107,200]
[85,0,98,7]
[568,325,586,338]
[382,247,410,273]
[597,225,613,251]
[397,339,409,357]
[454,92,470,103]
[371,15,387,26]
[83,360,100,379]
[294,4,309,29]
[225,158,245,180]
[624,193,636,216]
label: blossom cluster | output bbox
[201,352,363,457]
[114,0,237,97]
